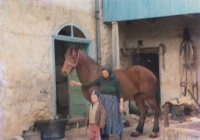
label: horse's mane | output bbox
[79,49,102,68]
[75,49,102,83]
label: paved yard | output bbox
[41,115,199,140]
[63,119,161,140]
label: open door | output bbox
[53,24,91,118]
[54,40,88,118]
[68,46,87,117]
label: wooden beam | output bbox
[164,103,169,127]
[188,89,200,108]
[120,47,159,57]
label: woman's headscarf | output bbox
[101,66,116,79]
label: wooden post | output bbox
[112,22,120,69]
[164,103,169,127]
[188,89,200,108]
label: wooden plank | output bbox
[188,89,200,108]
[156,0,171,17]
[70,104,86,116]
[134,0,143,19]
[198,0,200,13]
[164,103,169,127]
[179,0,188,15]
[70,94,85,102]
[155,0,163,17]
[117,0,128,21]
[103,0,110,21]
[110,0,118,21]
[102,0,107,20]
[171,0,179,16]
[128,0,135,20]
[103,0,200,22]
[188,0,198,14]
[149,0,157,18]
[142,0,150,18]
[68,67,87,117]
[161,0,171,17]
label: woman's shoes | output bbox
[105,134,109,140]
[101,134,125,140]
[119,133,123,140]
[101,134,109,140]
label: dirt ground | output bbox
[62,115,162,140]
[63,125,160,140]
[46,111,200,140]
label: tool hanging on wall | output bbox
[120,42,166,70]
[159,43,166,70]
[179,28,196,96]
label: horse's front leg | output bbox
[131,93,147,137]
[147,98,160,138]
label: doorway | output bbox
[52,24,92,118]
[54,41,89,118]
[132,53,159,81]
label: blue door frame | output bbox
[52,34,92,116]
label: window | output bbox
[58,25,86,38]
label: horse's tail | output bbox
[155,80,161,116]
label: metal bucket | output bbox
[34,118,68,139]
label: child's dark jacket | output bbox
[85,102,106,128]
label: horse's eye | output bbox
[61,58,64,64]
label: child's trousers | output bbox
[88,124,100,140]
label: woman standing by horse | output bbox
[70,66,124,140]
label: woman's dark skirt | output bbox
[99,94,123,135]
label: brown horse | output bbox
[61,47,160,138]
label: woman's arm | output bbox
[115,78,124,113]
[120,98,124,113]
[115,79,124,98]
[70,81,82,86]
[70,77,101,87]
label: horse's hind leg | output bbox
[131,93,147,137]
[146,98,160,138]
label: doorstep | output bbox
[66,116,86,130]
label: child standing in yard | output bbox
[85,90,106,140]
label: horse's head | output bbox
[61,47,79,77]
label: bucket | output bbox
[22,130,41,140]
[34,118,68,139]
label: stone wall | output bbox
[0,0,96,139]
[98,0,112,66]
[117,15,200,105]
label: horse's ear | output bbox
[74,45,80,52]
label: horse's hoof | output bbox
[149,132,158,138]
[130,130,140,137]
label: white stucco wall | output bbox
[98,0,112,66]
[0,0,96,139]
